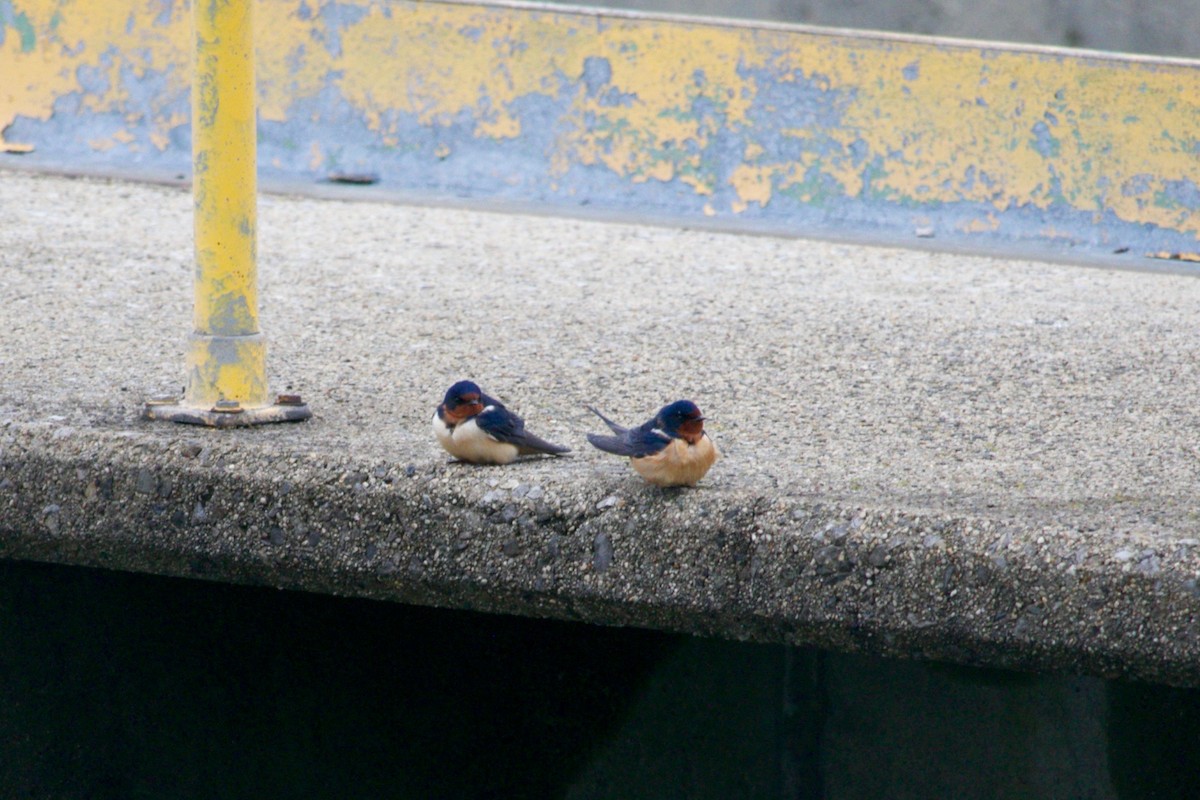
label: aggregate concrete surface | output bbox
[2,169,1199,685]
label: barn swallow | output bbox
[586,400,718,487]
[433,380,570,465]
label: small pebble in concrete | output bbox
[40,504,61,533]
[1135,554,1160,576]
[135,469,156,494]
[593,532,614,573]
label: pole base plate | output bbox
[142,396,312,428]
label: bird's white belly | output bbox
[433,414,519,465]
[632,435,718,487]
[432,412,456,450]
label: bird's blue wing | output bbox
[587,424,670,458]
[586,405,628,435]
[476,405,569,455]
[474,405,524,443]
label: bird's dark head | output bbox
[441,380,485,424]
[657,400,705,444]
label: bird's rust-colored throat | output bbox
[679,418,705,444]
[444,396,483,425]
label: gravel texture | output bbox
[2,169,1199,684]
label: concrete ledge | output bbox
[2,170,1200,686]
[4,430,1198,686]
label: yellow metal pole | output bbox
[189,0,264,409]
[144,0,309,427]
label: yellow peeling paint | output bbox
[474,113,522,140]
[3,0,1198,242]
[1150,251,1200,262]
[147,111,186,151]
[960,213,1001,233]
[807,42,1199,235]
[1,2,190,148]
[329,4,1199,236]
[730,163,776,212]
[332,4,543,142]
[557,23,759,186]
[254,0,334,123]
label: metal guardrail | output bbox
[2,0,1198,262]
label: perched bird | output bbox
[433,380,570,465]
[586,400,718,487]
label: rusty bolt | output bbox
[276,394,304,406]
[212,400,243,413]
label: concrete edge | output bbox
[3,422,1198,687]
